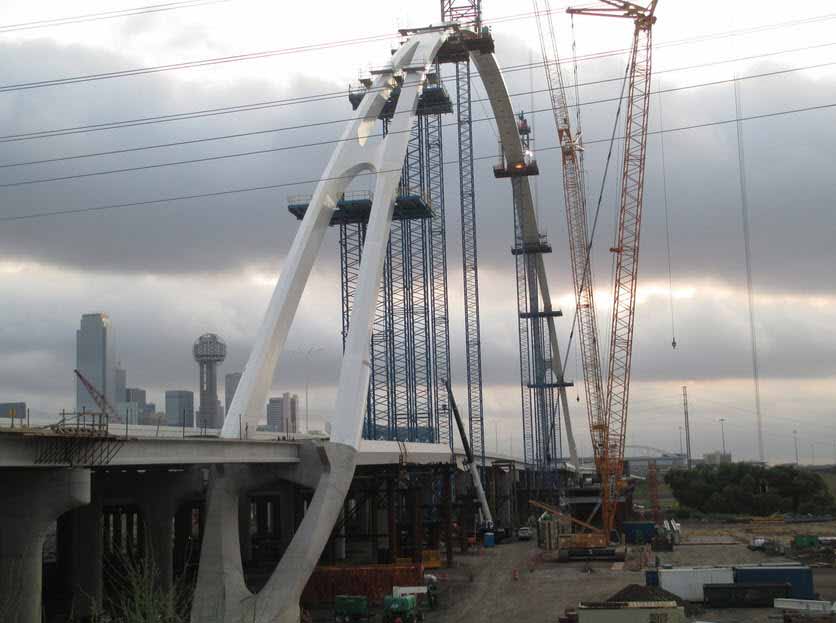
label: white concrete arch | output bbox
[196,25,575,623]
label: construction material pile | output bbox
[607,584,699,616]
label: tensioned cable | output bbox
[4,99,832,224]
[560,60,630,375]
[4,38,834,146]
[2,61,831,186]
[658,78,677,350]
[734,75,765,463]
[1,9,834,94]
[0,0,231,34]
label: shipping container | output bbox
[733,566,816,600]
[659,567,734,602]
[577,601,685,623]
[704,582,790,608]
[623,522,657,545]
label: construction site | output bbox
[2,0,836,622]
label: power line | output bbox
[1,8,834,94]
[4,37,835,146]
[2,60,833,186]
[3,99,835,222]
[0,0,231,34]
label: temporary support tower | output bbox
[441,0,486,470]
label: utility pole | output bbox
[305,346,323,434]
[682,385,692,468]
[793,430,799,465]
[719,418,727,456]
[678,426,684,455]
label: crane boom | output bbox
[568,0,658,535]
[74,368,118,422]
[531,0,606,469]
[444,379,493,528]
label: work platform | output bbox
[287,192,433,225]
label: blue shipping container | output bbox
[622,521,657,544]
[733,566,815,600]
[645,569,659,586]
[483,532,495,548]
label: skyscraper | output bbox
[193,334,226,429]
[225,372,242,416]
[165,390,194,427]
[115,365,127,403]
[76,313,116,413]
[266,392,299,433]
[266,397,283,432]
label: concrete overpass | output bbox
[0,424,545,622]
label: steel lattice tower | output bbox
[442,0,486,469]
[296,76,453,445]
[505,114,561,468]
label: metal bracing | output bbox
[337,91,451,445]
[513,180,535,464]
[455,58,486,470]
[426,111,452,446]
[532,0,605,461]
[440,0,481,29]
[604,15,654,478]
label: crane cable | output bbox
[658,78,677,349]
[561,60,630,374]
[734,75,766,463]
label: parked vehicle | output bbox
[382,595,420,623]
[517,526,533,541]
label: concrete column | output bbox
[278,483,295,552]
[238,493,252,565]
[58,475,103,618]
[190,465,251,623]
[173,503,192,575]
[142,500,175,593]
[0,469,90,623]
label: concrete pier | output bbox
[0,468,91,623]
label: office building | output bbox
[144,403,156,417]
[225,372,242,416]
[193,333,226,429]
[125,388,146,413]
[115,366,127,403]
[76,313,116,413]
[116,401,143,424]
[266,392,298,433]
[165,390,194,427]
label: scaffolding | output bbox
[290,78,452,444]
[504,113,561,468]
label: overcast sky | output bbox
[1,0,835,464]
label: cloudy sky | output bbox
[1,0,835,464]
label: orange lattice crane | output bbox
[568,0,659,539]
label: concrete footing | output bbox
[0,468,91,623]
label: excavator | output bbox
[530,0,659,559]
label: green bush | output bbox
[664,463,836,517]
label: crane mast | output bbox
[568,0,658,535]
[531,0,606,469]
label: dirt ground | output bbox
[421,520,836,623]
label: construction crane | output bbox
[74,368,118,423]
[444,379,493,531]
[531,0,605,478]
[568,0,659,540]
